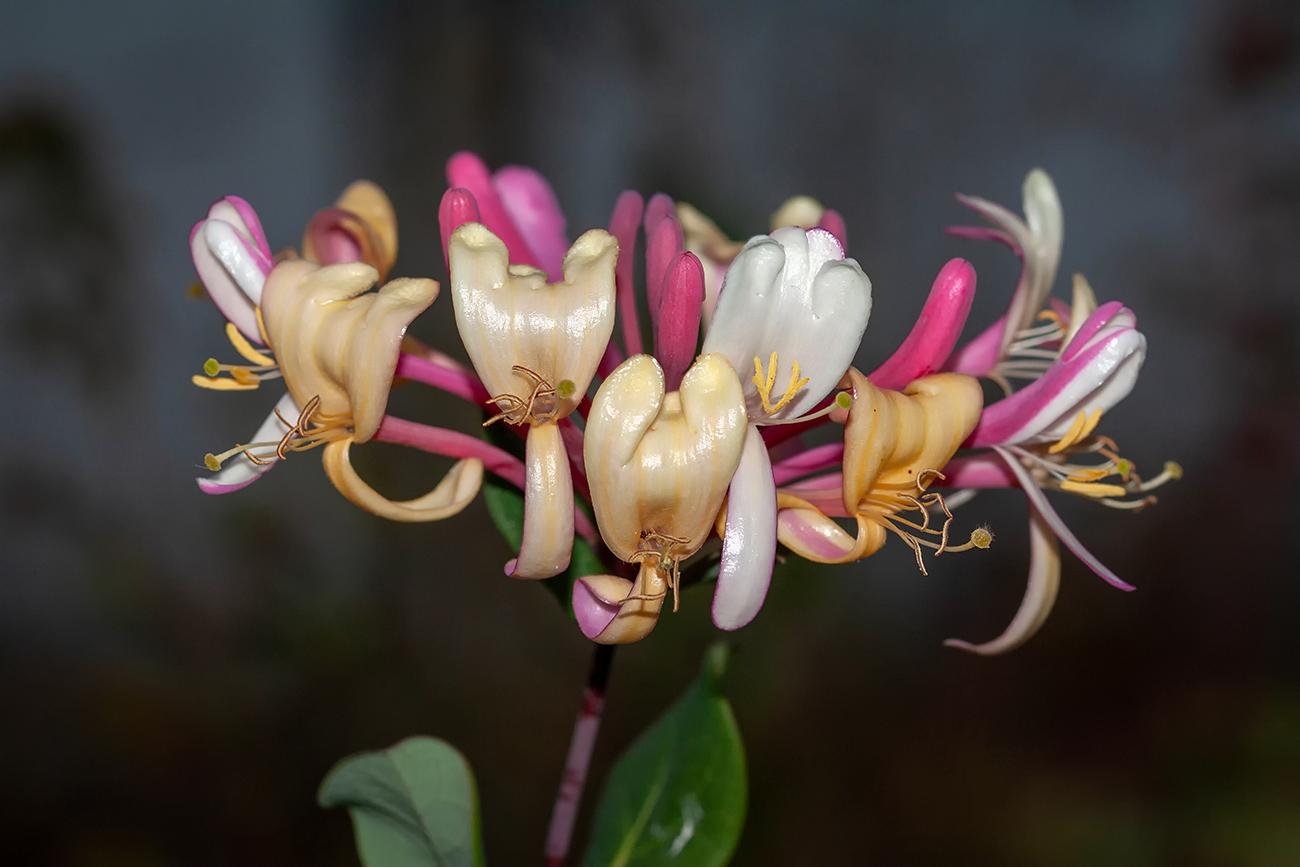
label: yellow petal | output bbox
[321,439,482,521]
[769,195,824,230]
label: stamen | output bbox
[760,391,852,426]
[200,394,353,472]
[226,322,275,366]
[1059,480,1129,498]
[751,352,810,414]
[483,365,560,426]
[191,374,257,392]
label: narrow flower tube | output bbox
[578,353,748,643]
[449,222,618,578]
[869,259,977,390]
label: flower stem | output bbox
[544,643,615,866]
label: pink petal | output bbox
[966,324,1143,447]
[869,258,977,390]
[192,219,271,342]
[645,208,684,323]
[573,577,625,640]
[713,426,778,631]
[305,207,364,265]
[438,187,481,271]
[492,164,569,279]
[607,190,645,356]
[771,442,844,486]
[1060,301,1133,362]
[990,446,1134,591]
[944,498,1061,655]
[445,151,543,270]
[942,316,1005,377]
[935,454,1017,489]
[216,196,271,256]
[655,252,704,391]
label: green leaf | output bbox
[482,478,603,618]
[319,736,486,867]
[582,644,747,867]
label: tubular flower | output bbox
[574,354,748,644]
[192,187,519,520]
[448,222,618,578]
[700,226,872,630]
[774,369,986,571]
[929,172,1181,653]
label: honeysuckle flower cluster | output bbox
[188,156,1177,651]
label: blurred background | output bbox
[2,0,1299,864]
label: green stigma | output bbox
[1116,458,1132,476]
[204,453,222,472]
[203,358,220,377]
[557,379,576,399]
[835,391,852,410]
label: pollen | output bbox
[969,526,993,549]
[752,351,810,414]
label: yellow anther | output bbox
[1059,480,1129,498]
[1165,461,1183,480]
[229,366,260,387]
[969,527,993,549]
[191,374,257,391]
[751,351,809,414]
[1066,468,1112,482]
[1049,407,1102,454]
[226,321,275,366]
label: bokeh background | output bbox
[2,0,1299,864]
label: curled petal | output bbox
[508,423,574,579]
[196,392,299,494]
[869,258,977,390]
[704,227,871,420]
[776,495,882,563]
[573,563,667,644]
[954,168,1063,361]
[207,196,271,255]
[945,500,1060,655]
[449,223,617,419]
[192,217,273,342]
[585,354,747,562]
[712,425,777,631]
[840,370,983,516]
[260,261,438,442]
[322,439,483,522]
[493,165,569,279]
[991,446,1134,591]
[967,306,1145,447]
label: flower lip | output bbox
[966,303,1145,448]
[448,221,618,423]
[191,198,274,343]
[702,226,871,421]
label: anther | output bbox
[751,351,809,414]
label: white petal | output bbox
[712,425,777,631]
[703,228,870,421]
[944,500,1060,655]
[196,392,298,494]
